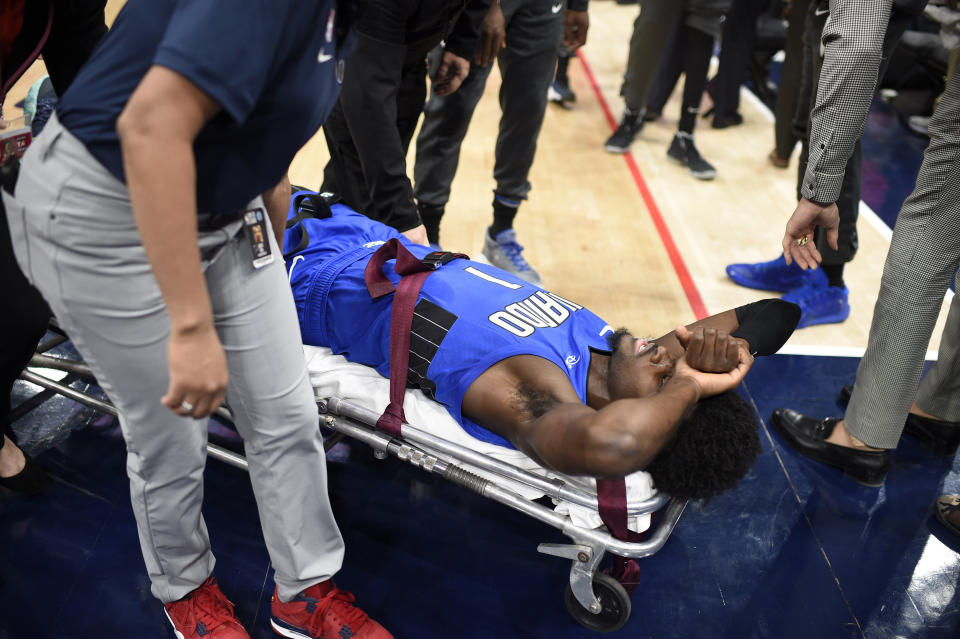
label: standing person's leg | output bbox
[666,22,719,181]
[644,17,685,118]
[7,118,361,631]
[201,211,346,602]
[0,198,51,494]
[481,0,564,285]
[844,66,960,451]
[710,0,764,128]
[914,289,960,428]
[772,0,811,165]
[771,68,960,485]
[397,61,428,155]
[7,119,224,604]
[549,46,577,105]
[605,0,684,152]
[620,0,685,112]
[321,100,374,215]
[413,47,493,246]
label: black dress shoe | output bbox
[770,408,890,486]
[839,384,960,455]
[711,113,744,129]
[0,451,51,495]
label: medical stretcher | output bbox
[22,328,686,632]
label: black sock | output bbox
[556,54,569,85]
[490,197,519,238]
[417,202,444,245]
[679,106,699,135]
[822,263,845,288]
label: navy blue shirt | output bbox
[58,0,353,215]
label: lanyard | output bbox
[0,0,54,111]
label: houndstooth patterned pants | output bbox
[846,63,960,448]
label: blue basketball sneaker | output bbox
[725,254,827,292]
[782,283,850,328]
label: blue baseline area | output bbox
[3,353,959,639]
[860,98,928,229]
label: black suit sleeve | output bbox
[444,0,492,61]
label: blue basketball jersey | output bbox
[284,200,614,447]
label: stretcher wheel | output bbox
[564,572,631,633]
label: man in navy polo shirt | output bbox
[3,1,392,638]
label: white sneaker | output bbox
[907,115,930,136]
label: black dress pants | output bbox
[0,198,51,446]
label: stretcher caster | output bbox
[564,572,631,632]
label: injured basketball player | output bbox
[284,192,801,500]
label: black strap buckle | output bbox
[421,250,458,270]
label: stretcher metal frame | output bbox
[20,338,687,632]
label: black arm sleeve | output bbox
[731,299,801,356]
[444,0,492,61]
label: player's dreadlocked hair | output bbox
[646,391,761,501]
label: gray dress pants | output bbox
[413,0,565,207]
[846,65,960,448]
[4,114,345,603]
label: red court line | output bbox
[577,51,708,320]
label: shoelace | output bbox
[190,584,237,631]
[310,586,369,631]
[498,238,532,271]
[684,140,705,162]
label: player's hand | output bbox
[563,10,589,50]
[675,325,747,373]
[402,224,429,246]
[433,51,470,96]
[162,322,228,419]
[672,347,753,398]
[782,196,839,270]
[475,2,506,67]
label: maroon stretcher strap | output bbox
[597,478,645,593]
[363,239,466,436]
[1,0,54,103]
[364,241,644,588]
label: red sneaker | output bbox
[163,577,250,639]
[270,581,393,639]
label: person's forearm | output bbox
[262,173,291,247]
[801,0,891,204]
[120,123,213,334]
[518,376,701,478]
[655,310,739,360]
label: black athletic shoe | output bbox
[666,133,717,180]
[604,111,644,154]
[711,112,744,129]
